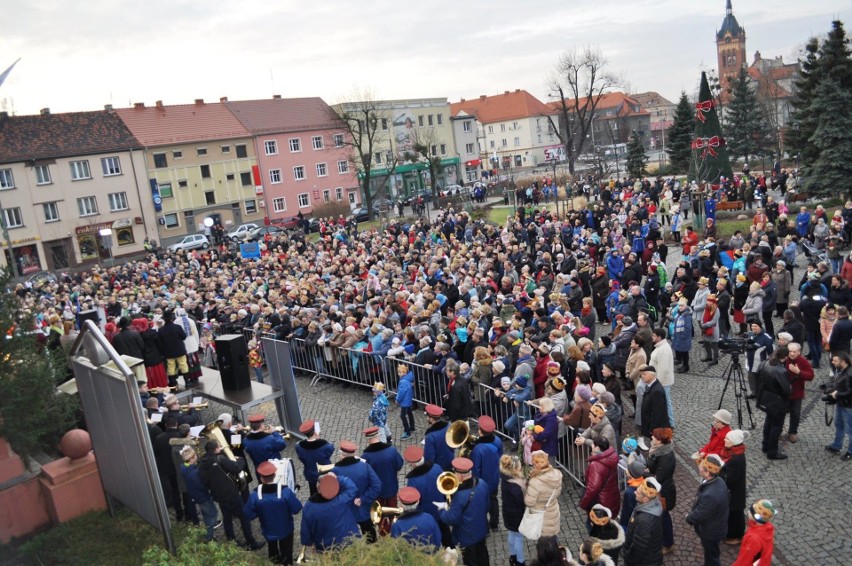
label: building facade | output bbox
[115,100,264,245]
[716,0,748,100]
[224,96,360,218]
[450,111,481,183]
[630,92,676,149]
[0,109,158,273]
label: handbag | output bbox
[756,389,786,414]
[518,488,557,540]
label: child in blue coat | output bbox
[396,364,415,440]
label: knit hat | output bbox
[514,375,529,388]
[589,504,612,526]
[492,360,506,373]
[599,391,616,406]
[575,384,592,402]
[591,382,606,396]
[500,376,512,387]
[702,454,725,475]
[752,499,777,523]
[725,429,746,446]
[627,460,646,479]
[622,437,638,454]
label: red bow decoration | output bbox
[692,136,723,159]
[695,100,715,123]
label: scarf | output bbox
[722,443,746,461]
[648,441,674,458]
[582,305,592,317]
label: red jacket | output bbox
[699,425,730,459]
[841,259,852,289]
[784,356,815,401]
[579,447,621,517]
[681,231,699,255]
[732,519,774,566]
[533,355,551,399]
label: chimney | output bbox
[155,100,164,110]
[194,98,204,105]
[134,102,145,109]
[104,104,113,111]
[504,91,509,95]
[515,89,521,93]
[40,108,50,115]
[272,94,282,100]
[754,50,761,64]
[219,96,228,102]
[479,95,486,101]
[460,98,465,102]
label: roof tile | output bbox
[224,97,344,134]
[115,102,251,147]
[451,90,554,124]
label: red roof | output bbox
[115,101,251,147]
[451,90,554,123]
[548,91,649,118]
[224,97,344,135]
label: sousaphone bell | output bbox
[445,419,477,458]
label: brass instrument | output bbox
[296,545,307,563]
[264,424,291,440]
[370,500,404,525]
[436,471,459,504]
[445,420,477,458]
[180,402,209,412]
[203,421,249,490]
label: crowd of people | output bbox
[17,173,852,566]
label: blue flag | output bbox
[240,242,260,259]
[0,58,21,89]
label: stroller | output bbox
[801,239,828,264]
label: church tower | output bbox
[716,0,746,101]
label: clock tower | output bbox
[716,0,746,101]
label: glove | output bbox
[433,501,449,511]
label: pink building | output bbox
[224,97,359,220]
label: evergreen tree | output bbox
[626,133,647,177]
[691,72,733,182]
[666,91,694,173]
[725,67,771,163]
[818,20,852,89]
[802,76,852,198]
[788,37,821,168]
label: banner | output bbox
[239,242,260,259]
[252,164,263,195]
[149,179,162,212]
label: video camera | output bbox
[819,382,837,405]
[719,334,759,355]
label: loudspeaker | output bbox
[216,334,251,391]
[77,309,100,329]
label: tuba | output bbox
[204,421,249,490]
[445,420,477,458]
[370,500,403,525]
[436,471,459,504]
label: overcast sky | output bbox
[1,0,850,116]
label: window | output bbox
[437,114,443,125]
[428,114,434,126]
[418,115,424,127]
[514,137,521,146]
[333,134,344,148]
[336,187,343,200]
[221,145,231,154]
[289,138,301,152]
[264,140,278,155]
[0,169,14,189]
[465,143,475,154]
[440,144,446,155]
[200,164,211,178]
[312,136,324,150]
[197,147,208,156]
[381,119,388,131]
[101,156,121,176]
[298,193,310,208]
[108,192,129,211]
[159,183,174,197]
[163,213,179,228]
[205,191,216,205]
[463,121,472,132]
[513,121,519,129]
[43,202,60,222]
[226,173,235,181]
[316,163,328,177]
[487,125,494,134]
[337,160,349,174]
[153,153,167,168]
[269,169,282,184]
[293,166,305,180]
[235,144,248,158]
[489,140,495,149]
[323,189,330,203]
[374,152,382,165]
[245,200,257,214]
[35,165,51,185]
[431,145,437,156]
[240,172,252,186]
[500,124,506,132]
[3,207,23,228]
[77,196,98,216]
[70,160,91,180]
[172,150,183,159]
[502,139,508,147]
[272,197,286,213]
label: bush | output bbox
[143,528,271,566]
[310,201,352,219]
[304,536,446,566]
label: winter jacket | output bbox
[646,444,677,510]
[731,520,775,566]
[243,483,303,541]
[829,317,852,353]
[649,340,674,388]
[332,456,382,523]
[112,329,145,360]
[761,280,777,313]
[470,435,502,495]
[691,287,709,327]
[722,452,747,519]
[699,425,730,459]
[771,269,792,304]
[700,306,720,342]
[783,356,814,401]
[500,475,526,532]
[580,447,621,518]
[157,322,187,358]
[580,415,616,451]
[640,380,669,438]
[446,376,473,422]
[362,442,404,499]
[533,409,559,458]
[440,477,490,547]
[685,476,729,542]
[524,466,563,537]
[741,289,765,324]
[612,324,638,369]
[300,475,360,551]
[622,496,664,566]
[396,371,414,408]
[588,521,625,566]
[670,306,693,352]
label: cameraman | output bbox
[746,321,775,399]
[782,343,814,444]
[825,353,852,460]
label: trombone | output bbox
[436,471,459,504]
[445,420,477,458]
[370,500,404,525]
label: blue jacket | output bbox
[333,457,383,523]
[243,484,303,540]
[439,477,491,547]
[705,199,716,220]
[179,462,212,504]
[470,435,502,495]
[361,442,404,499]
[607,254,624,281]
[533,410,559,458]
[423,421,455,471]
[685,476,729,542]
[796,211,811,237]
[300,474,360,550]
[405,461,445,524]
[243,430,287,471]
[396,371,414,408]
[295,438,335,485]
[391,509,442,549]
[671,306,693,352]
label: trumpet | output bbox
[180,402,209,412]
[445,420,477,458]
[436,471,459,504]
[370,500,404,524]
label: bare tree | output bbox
[752,72,791,158]
[544,46,621,176]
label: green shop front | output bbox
[360,157,460,201]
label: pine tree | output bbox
[788,37,820,168]
[725,67,771,163]
[818,20,852,90]
[691,72,734,182]
[626,133,647,177]
[802,76,852,198]
[666,91,694,173]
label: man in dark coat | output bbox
[390,487,442,549]
[622,477,664,566]
[445,365,473,422]
[437,457,491,566]
[158,309,188,387]
[112,316,145,359]
[639,366,670,440]
[423,404,454,471]
[715,280,733,339]
[470,415,503,530]
[685,454,729,566]
[300,473,360,552]
[242,414,287,473]
[295,419,335,497]
[403,445,451,547]
[332,441,382,543]
[243,461,303,564]
[360,426,404,536]
[153,415,186,521]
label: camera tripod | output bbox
[718,352,755,429]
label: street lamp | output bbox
[98,228,113,267]
[657,110,667,170]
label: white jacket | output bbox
[650,340,675,387]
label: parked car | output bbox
[404,189,433,206]
[226,223,259,241]
[349,207,373,223]
[247,225,285,241]
[168,234,210,253]
[25,271,58,287]
[372,198,394,211]
[307,217,321,233]
[441,184,465,196]
[269,216,302,230]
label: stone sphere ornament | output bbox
[59,429,92,460]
